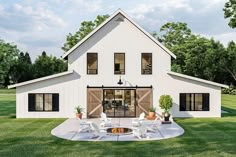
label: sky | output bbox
[0,0,235,61]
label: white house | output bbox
[8,9,228,118]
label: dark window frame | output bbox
[87,53,98,75]
[179,93,210,111]
[28,93,59,112]
[141,53,152,75]
[114,53,125,75]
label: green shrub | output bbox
[222,87,236,95]
[149,107,156,112]
[75,106,84,114]
[159,95,173,113]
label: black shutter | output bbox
[52,94,59,111]
[28,94,35,111]
[180,93,186,111]
[202,93,210,111]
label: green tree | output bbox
[160,22,192,48]
[220,41,236,81]
[159,22,193,73]
[62,15,109,52]
[158,22,231,84]
[33,51,67,78]
[223,0,236,28]
[9,52,33,83]
[0,40,19,87]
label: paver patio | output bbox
[51,118,184,141]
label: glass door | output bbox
[103,89,114,117]
[124,90,136,117]
[103,89,136,117]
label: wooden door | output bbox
[136,88,153,116]
[87,88,103,118]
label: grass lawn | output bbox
[0,90,235,157]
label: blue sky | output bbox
[0,0,235,60]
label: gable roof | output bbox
[167,71,229,88]
[62,9,176,59]
[8,70,74,89]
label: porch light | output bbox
[117,76,123,85]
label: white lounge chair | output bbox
[89,122,107,140]
[144,117,160,132]
[132,121,149,139]
[78,120,92,133]
[100,112,112,127]
[132,112,145,127]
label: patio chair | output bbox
[144,117,160,132]
[132,121,149,139]
[89,122,107,140]
[100,112,112,127]
[78,120,93,133]
[132,112,145,127]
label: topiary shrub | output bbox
[159,95,173,114]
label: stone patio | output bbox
[51,118,184,141]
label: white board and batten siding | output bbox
[10,9,227,118]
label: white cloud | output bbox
[200,31,236,46]
[213,32,236,46]
[128,0,193,20]
[0,0,234,61]
[71,0,102,12]
[13,3,66,29]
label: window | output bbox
[180,93,209,111]
[87,53,98,74]
[114,53,125,74]
[28,93,59,112]
[141,53,152,74]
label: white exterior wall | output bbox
[67,14,171,118]
[16,73,80,118]
[160,74,221,117]
[15,14,222,118]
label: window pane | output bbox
[186,94,191,111]
[45,94,52,111]
[195,94,203,110]
[141,53,152,74]
[36,94,43,111]
[114,53,125,74]
[191,94,195,111]
[87,53,97,74]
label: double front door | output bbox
[103,89,136,117]
[87,87,152,118]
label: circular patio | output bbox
[51,118,184,141]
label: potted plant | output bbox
[148,106,156,118]
[75,106,84,119]
[159,95,173,121]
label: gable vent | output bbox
[116,17,124,22]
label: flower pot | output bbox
[149,112,155,118]
[76,113,82,119]
[164,114,170,121]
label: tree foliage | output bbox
[220,41,236,81]
[159,22,236,84]
[33,51,67,78]
[62,15,109,52]
[0,40,19,87]
[223,0,236,28]
[9,52,33,84]
[0,39,68,87]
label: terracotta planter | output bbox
[149,112,155,118]
[76,113,82,119]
